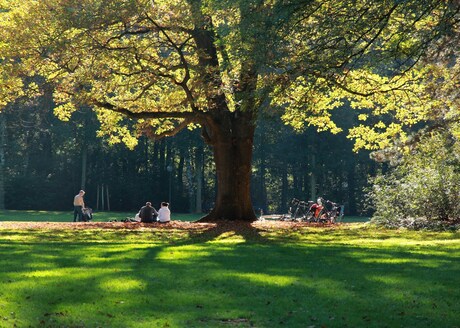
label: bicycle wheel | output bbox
[306,213,317,222]
[335,205,345,223]
[318,210,330,223]
[334,213,344,223]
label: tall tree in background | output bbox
[0,0,458,221]
[0,112,5,209]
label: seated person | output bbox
[139,202,158,223]
[81,207,93,222]
[122,212,140,223]
[157,202,171,223]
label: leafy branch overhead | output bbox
[0,0,459,150]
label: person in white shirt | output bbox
[157,202,171,223]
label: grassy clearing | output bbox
[0,210,368,223]
[0,210,203,223]
[0,222,458,327]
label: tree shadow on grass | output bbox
[0,224,459,327]
[126,223,460,327]
[183,221,269,244]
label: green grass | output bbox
[0,210,369,223]
[0,219,459,327]
[0,210,203,223]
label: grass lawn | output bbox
[0,210,203,223]
[0,210,368,223]
[0,215,458,327]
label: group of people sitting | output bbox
[73,189,171,223]
[135,201,171,223]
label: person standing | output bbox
[73,190,85,222]
[157,202,171,223]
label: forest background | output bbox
[1,0,458,221]
[0,98,374,216]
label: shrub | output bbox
[368,130,460,229]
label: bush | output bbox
[368,130,460,229]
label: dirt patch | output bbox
[0,220,338,231]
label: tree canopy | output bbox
[1,0,459,220]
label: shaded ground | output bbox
[1,220,459,327]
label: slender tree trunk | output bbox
[178,148,185,203]
[0,113,5,210]
[185,153,194,212]
[308,132,317,201]
[259,140,267,213]
[195,145,203,213]
[347,157,357,215]
[309,153,316,201]
[281,164,288,213]
[81,147,87,190]
[158,139,166,198]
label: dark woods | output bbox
[1,97,376,215]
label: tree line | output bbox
[1,92,376,215]
[1,0,458,221]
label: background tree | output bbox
[368,129,460,226]
[0,0,458,221]
[0,86,375,214]
[368,50,460,226]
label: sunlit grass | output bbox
[0,224,459,327]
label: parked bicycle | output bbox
[259,197,344,223]
[284,198,314,221]
[305,197,344,223]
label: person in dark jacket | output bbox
[139,202,158,223]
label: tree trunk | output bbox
[309,152,317,201]
[188,1,259,221]
[81,147,87,190]
[308,131,317,201]
[259,136,268,214]
[0,113,5,210]
[281,163,288,213]
[347,157,357,215]
[200,111,256,221]
[194,145,203,213]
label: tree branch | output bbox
[147,117,194,140]
[92,99,203,122]
[312,70,418,98]
[336,3,400,70]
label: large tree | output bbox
[0,0,459,220]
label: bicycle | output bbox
[258,197,344,223]
[258,198,312,221]
[306,197,344,223]
[289,198,314,221]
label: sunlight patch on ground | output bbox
[155,245,212,261]
[358,258,420,265]
[99,278,144,292]
[359,257,451,268]
[227,272,297,287]
[24,270,66,278]
[208,231,247,243]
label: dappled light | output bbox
[0,222,459,327]
[0,0,458,325]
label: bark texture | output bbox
[200,110,257,221]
